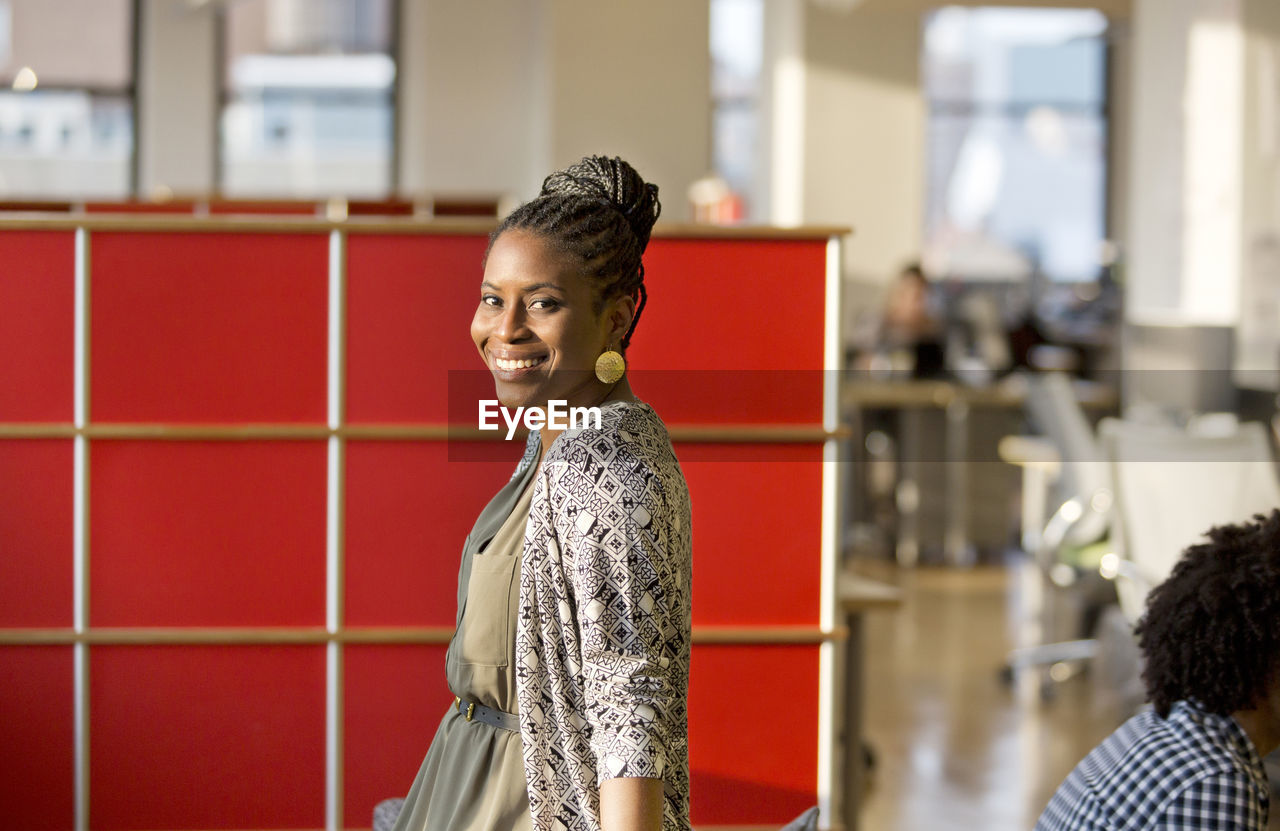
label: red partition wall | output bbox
[0,217,842,831]
[0,229,77,831]
[0,230,75,422]
[90,646,328,831]
[632,238,827,425]
[346,234,488,424]
[0,645,75,831]
[91,232,329,423]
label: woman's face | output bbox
[472,229,629,410]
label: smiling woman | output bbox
[471,156,659,429]
[472,227,627,418]
[389,156,693,831]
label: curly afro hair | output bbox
[1134,509,1280,717]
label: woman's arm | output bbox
[545,439,691,824]
[600,776,664,831]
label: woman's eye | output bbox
[481,295,501,307]
[530,298,559,310]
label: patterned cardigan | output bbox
[512,399,693,831]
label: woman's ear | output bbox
[605,294,637,346]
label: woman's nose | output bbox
[493,304,527,342]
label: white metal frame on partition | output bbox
[816,234,843,827]
[325,229,348,831]
[72,226,91,831]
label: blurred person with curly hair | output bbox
[1035,509,1280,831]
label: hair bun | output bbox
[539,155,661,251]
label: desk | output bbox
[835,572,903,831]
[843,377,1117,566]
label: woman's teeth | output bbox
[496,356,546,370]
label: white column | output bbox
[1237,0,1280,386]
[799,3,925,287]
[545,0,711,221]
[399,0,711,212]
[759,3,926,341]
[1126,0,1246,326]
[136,0,219,195]
[397,0,549,200]
[762,0,806,227]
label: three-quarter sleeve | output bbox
[544,443,689,785]
[515,402,693,830]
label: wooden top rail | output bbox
[0,423,851,442]
[1,195,487,218]
[0,212,851,240]
[0,625,845,646]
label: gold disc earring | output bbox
[594,348,625,384]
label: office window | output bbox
[922,7,1109,282]
[710,0,763,220]
[0,0,135,199]
[220,0,396,198]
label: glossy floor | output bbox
[854,561,1280,831]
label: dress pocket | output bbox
[458,552,518,668]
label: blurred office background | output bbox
[4,0,1277,389]
[2,0,1279,829]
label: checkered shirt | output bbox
[1035,699,1270,831]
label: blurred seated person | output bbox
[1035,511,1280,831]
[944,289,1013,384]
[879,262,945,378]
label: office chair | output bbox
[1099,418,1280,624]
[1000,373,1115,690]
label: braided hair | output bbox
[1134,509,1280,717]
[487,155,661,350]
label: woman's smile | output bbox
[493,355,547,371]
[489,348,550,379]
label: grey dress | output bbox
[391,444,540,831]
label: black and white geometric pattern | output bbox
[514,400,692,831]
[1035,699,1270,830]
